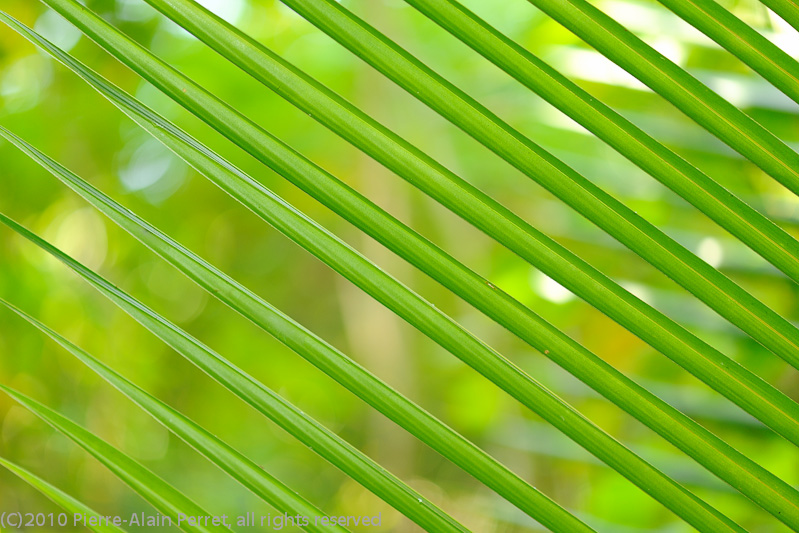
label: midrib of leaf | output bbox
[402,0,799,283]
[758,0,799,34]
[0,457,127,533]
[656,0,799,101]
[223,0,799,369]
[0,133,590,533]
[1,302,347,533]
[0,217,470,533]
[524,0,799,191]
[0,387,230,533]
[6,11,799,529]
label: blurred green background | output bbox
[0,0,798,530]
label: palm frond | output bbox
[2,73,799,528]
[97,0,799,369]
[2,0,797,531]
[0,122,585,529]
[400,0,799,283]
[0,214,476,533]
[2,6,798,529]
[3,193,748,531]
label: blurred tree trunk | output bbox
[334,0,418,482]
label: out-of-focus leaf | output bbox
[0,457,127,533]
[0,387,231,533]
[1,300,347,533]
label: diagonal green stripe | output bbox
[653,0,799,104]
[0,209,743,532]
[3,10,796,530]
[400,0,799,284]
[0,215,473,533]
[759,0,799,33]
[115,0,799,478]
[0,457,127,533]
[0,387,231,533]
[0,301,347,533]
[0,134,589,531]
[35,0,799,371]
[244,0,799,368]
[523,0,799,192]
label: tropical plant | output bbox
[0,0,797,531]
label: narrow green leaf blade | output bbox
[0,216,469,533]
[0,139,590,531]
[0,387,231,533]
[4,15,798,529]
[0,301,346,533]
[0,214,745,532]
[37,0,799,373]
[400,0,799,284]
[759,0,799,33]
[191,0,799,368]
[87,0,799,471]
[522,0,799,193]
[82,0,799,453]
[14,2,799,453]
[0,457,127,533]
[654,0,799,103]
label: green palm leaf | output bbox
[0,387,231,533]
[0,216,472,533]
[69,0,799,370]
[2,0,797,531]
[652,0,799,103]
[88,0,799,457]
[0,128,586,531]
[12,0,793,456]
[0,457,126,533]
[400,0,799,283]
[3,13,799,529]
[759,0,799,33]
[0,216,750,531]
[521,0,799,192]
[0,302,353,533]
